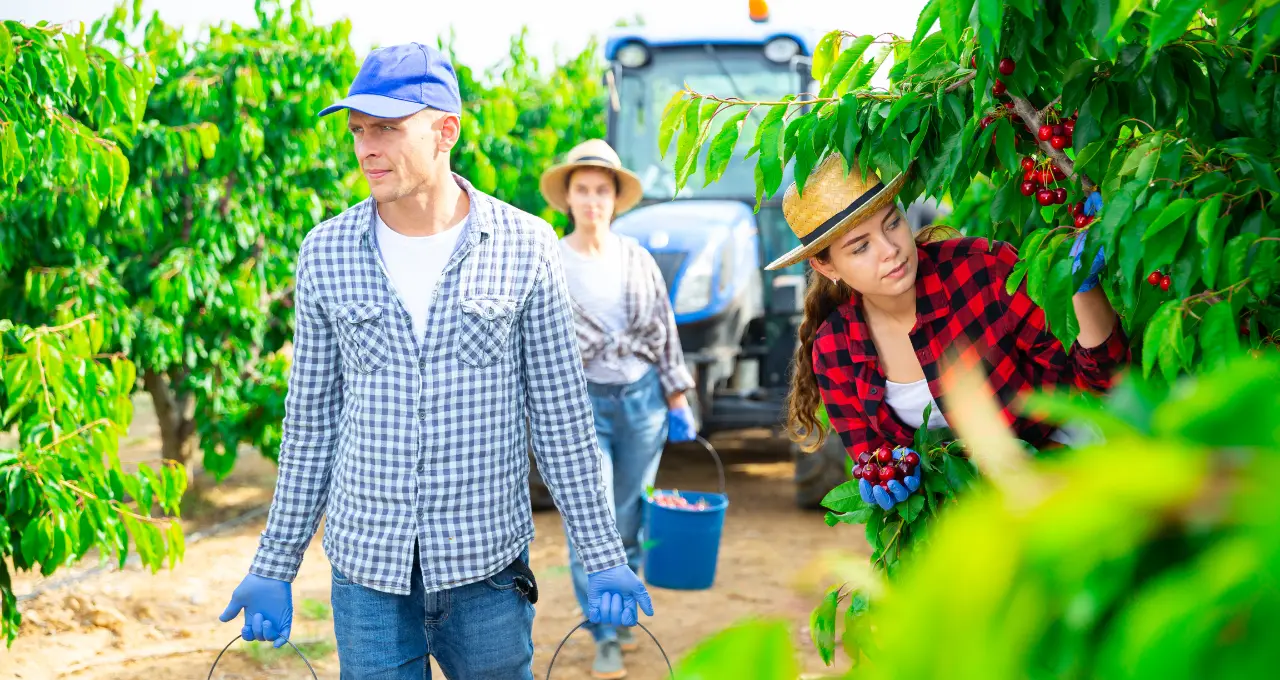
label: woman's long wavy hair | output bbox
[785,218,959,452]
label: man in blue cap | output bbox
[217,42,654,678]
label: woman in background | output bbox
[539,139,698,679]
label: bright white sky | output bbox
[5,0,930,77]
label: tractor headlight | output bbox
[616,42,650,68]
[675,244,716,314]
[763,36,801,63]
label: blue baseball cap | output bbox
[319,42,461,119]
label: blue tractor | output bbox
[598,7,857,507]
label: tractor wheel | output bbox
[792,435,851,509]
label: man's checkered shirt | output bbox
[249,175,627,595]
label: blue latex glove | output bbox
[1071,191,1106,293]
[587,564,654,627]
[219,574,293,647]
[667,405,697,443]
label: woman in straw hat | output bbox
[777,153,1127,512]
[539,138,697,679]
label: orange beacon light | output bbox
[750,0,770,23]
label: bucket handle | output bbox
[691,435,727,498]
[207,635,318,679]
[545,620,673,679]
[654,435,726,499]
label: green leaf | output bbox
[977,0,1005,59]
[847,46,892,92]
[757,103,788,202]
[993,118,1019,174]
[1224,234,1252,288]
[836,94,861,169]
[674,619,798,679]
[675,100,717,190]
[657,91,691,159]
[901,494,926,523]
[704,108,750,187]
[1109,0,1144,41]
[913,0,942,47]
[821,480,868,513]
[810,588,840,666]
[882,92,919,132]
[941,453,977,493]
[811,31,841,82]
[1198,303,1239,371]
[1196,195,1224,251]
[1146,0,1201,57]
[1242,157,1280,195]
[1202,214,1229,290]
[0,23,13,72]
[823,36,874,98]
[1074,86,1109,154]
[1143,300,1183,381]
[939,0,977,60]
[1213,0,1251,46]
[1143,198,1197,243]
[1250,5,1280,75]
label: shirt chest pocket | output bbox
[335,302,391,374]
[456,295,518,368]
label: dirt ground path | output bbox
[2,398,868,679]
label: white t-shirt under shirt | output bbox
[558,234,651,385]
[374,208,465,344]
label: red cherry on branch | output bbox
[1160,275,1171,291]
[992,79,1007,96]
[1052,124,1066,137]
[981,116,994,129]
[1065,119,1076,134]
[1021,180,1037,196]
[1147,271,1162,285]
[1051,135,1068,150]
[1054,188,1068,204]
[1021,156,1036,171]
[999,57,1016,75]
[1038,125,1053,141]
[1071,202,1084,218]
[1074,214,1089,228]
[1037,188,1055,206]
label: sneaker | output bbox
[616,626,639,652]
[592,639,627,679]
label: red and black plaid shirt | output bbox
[813,237,1130,459]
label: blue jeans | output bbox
[565,367,668,642]
[330,546,535,679]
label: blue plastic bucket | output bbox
[642,438,728,591]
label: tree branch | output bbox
[1009,95,1096,192]
[945,72,976,93]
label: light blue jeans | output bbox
[565,367,669,643]
[330,546,535,679]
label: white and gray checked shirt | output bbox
[249,175,627,595]
[567,235,695,396]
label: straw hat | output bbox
[765,154,909,271]
[539,139,644,217]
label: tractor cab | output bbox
[602,7,819,436]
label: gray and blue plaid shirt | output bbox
[249,175,627,595]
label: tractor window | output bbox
[614,45,802,201]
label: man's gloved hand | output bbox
[1072,191,1106,294]
[668,406,697,443]
[586,564,654,627]
[219,573,294,648]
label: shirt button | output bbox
[870,387,878,395]
[418,409,426,420]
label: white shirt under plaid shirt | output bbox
[249,175,627,595]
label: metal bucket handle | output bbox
[207,635,318,679]
[545,620,673,679]
[653,435,726,499]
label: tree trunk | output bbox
[143,369,197,484]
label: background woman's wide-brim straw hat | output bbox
[766,153,909,271]
[539,139,644,217]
